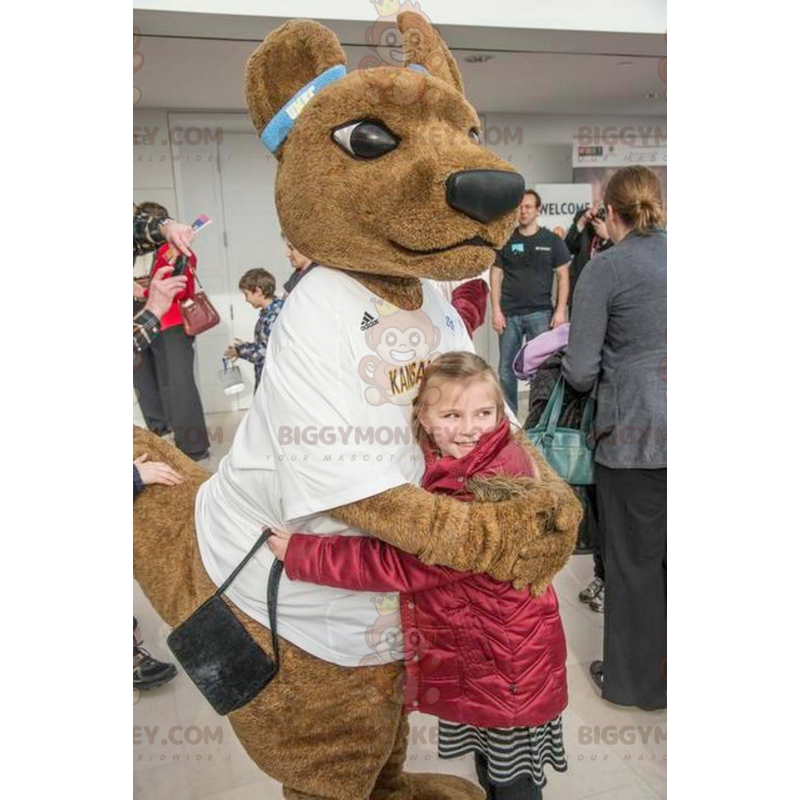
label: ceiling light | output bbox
[463,54,495,64]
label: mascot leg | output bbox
[133,426,407,800]
[226,620,404,799]
[133,426,214,626]
[371,715,485,800]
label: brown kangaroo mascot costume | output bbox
[134,13,581,800]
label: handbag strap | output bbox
[580,395,595,433]
[215,529,270,596]
[214,528,283,669]
[543,377,566,437]
[267,560,283,669]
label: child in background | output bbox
[225,269,284,391]
[268,352,569,800]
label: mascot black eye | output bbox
[332,121,400,159]
[468,128,482,145]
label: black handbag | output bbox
[167,529,283,715]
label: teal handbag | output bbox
[527,377,595,486]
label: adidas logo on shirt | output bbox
[360,312,379,331]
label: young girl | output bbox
[268,352,569,800]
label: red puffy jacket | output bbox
[284,419,568,728]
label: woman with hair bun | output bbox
[562,165,667,710]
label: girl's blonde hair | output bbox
[412,352,505,446]
[603,165,666,234]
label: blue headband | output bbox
[260,65,347,154]
[259,62,431,154]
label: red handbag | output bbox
[180,267,220,336]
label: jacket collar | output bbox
[422,418,512,489]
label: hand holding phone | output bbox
[171,254,190,277]
[162,215,212,263]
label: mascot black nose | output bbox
[446,170,525,224]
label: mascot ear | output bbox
[245,20,347,149]
[397,11,465,96]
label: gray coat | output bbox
[562,230,667,469]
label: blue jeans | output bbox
[498,309,552,415]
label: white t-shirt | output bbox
[196,266,475,667]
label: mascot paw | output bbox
[372,772,484,800]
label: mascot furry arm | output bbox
[450,278,489,337]
[330,439,580,595]
[245,13,582,593]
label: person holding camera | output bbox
[565,206,613,308]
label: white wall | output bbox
[133,0,667,35]
[480,112,668,187]
[133,110,178,210]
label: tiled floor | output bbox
[134,411,666,799]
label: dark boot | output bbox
[492,774,542,800]
[474,753,493,799]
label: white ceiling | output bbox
[134,35,666,116]
[133,11,666,116]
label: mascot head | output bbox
[245,13,523,282]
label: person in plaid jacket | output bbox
[133,266,188,353]
[133,205,194,261]
[132,206,195,352]
[225,268,284,390]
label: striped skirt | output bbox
[437,716,567,788]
